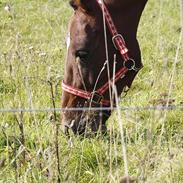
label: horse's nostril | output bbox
[63,125,69,135]
[62,120,75,135]
[69,119,87,135]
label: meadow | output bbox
[0,0,183,182]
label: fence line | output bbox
[0,105,183,113]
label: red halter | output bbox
[62,0,140,106]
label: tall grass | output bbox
[0,0,183,182]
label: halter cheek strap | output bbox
[97,0,129,61]
[62,0,141,107]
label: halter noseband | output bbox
[62,0,141,107]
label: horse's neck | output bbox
[105,0,129,6]
[105,0,148,9]
[104,0,148,37]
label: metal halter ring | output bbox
[123,58,136,71]
[112,34,125,50]
[91,92,103,104]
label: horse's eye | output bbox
[76,50,89,62]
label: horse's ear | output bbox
[80,0,92,12]
[70,0,92,12]
[69,0,79,10]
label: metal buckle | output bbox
[91,92,103,104]
[123,58,135,70]
[123,58,139,71]
[112,34,125,50]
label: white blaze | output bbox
[66,32,70,50]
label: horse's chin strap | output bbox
[62,0,142,107]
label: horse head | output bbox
[61,0,148,135]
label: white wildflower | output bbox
[39,52,47,57]
[29,46,34,50]
[4,5,11,12]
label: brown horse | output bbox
[62,0,148,135]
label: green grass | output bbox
[0,0,183,182]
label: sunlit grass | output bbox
[0,0,183,182]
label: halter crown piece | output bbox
[62,0,141,106]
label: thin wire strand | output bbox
[0,105,182,113]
